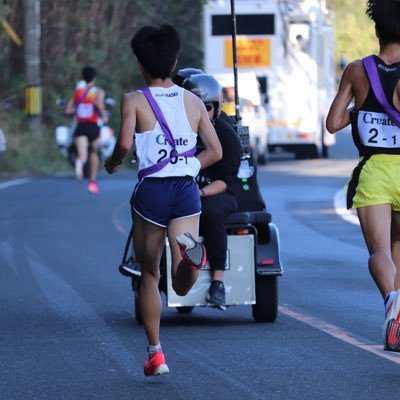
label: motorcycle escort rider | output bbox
[183,73,242,310]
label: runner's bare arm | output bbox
[65,98,75,116]
[105,93,136,173]
[95,88,108,123]
[326,63,355,134]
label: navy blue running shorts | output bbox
[131,176,201,227]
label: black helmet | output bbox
[183,73,222,120]
[172,67,203,87]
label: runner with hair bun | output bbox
[105,23,222,375]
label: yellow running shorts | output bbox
[346,154,400,210]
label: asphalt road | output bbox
[1,130,399,400]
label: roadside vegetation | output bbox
[327,0,377,63]
[0,0,375,175]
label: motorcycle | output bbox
[120,0,284,323]
[54,97,116,177]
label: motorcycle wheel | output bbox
[252,275,278,322]
[176,306,194,314]
[132,277,143,325]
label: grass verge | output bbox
[0,109,68,177]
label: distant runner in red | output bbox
[104,24,222,375]
[66,66,108,194]
[326,0,400,352]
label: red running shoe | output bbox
[176,232,206,270]
[144,350,169,377]
[383,290,400,352]
[88,181,100,195]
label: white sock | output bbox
[148,343,161,356]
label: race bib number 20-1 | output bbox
[358,111,400,148]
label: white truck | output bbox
[203,0,336,160]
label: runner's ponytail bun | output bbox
[153,24,180,52]
[130,23,181,79]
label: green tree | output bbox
[327,0,377,63]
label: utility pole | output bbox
[23,0,42,134]
[229,0,251,160]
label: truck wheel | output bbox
[176,306,195,314]
[257,148,269,165]
[252,275,278,322]
[257,154,267,165]
[295,151,307,160]
[322,144,329,159]
[309,144,321,159]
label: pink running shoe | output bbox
[144,350,169,377]
[176,232,206,270]
[88,181,100,195]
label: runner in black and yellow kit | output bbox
[183,73,241,310]
[326,0,400,352]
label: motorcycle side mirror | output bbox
[105,97,116,107]
[56,98,66,106]
[339,56,348,71]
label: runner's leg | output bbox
[89,138,99,181]
[75,135,88,164]
[133,213,166,346]
[168,215,201,296]
[357,204,396,298]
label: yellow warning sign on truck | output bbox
[224,38,271,68]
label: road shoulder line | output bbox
[0,178,31,190]
[280,305,400,364]
[334,188,359,226]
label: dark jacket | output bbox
[196,115,241,195]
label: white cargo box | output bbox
[166,234,255,307]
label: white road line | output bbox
[0,178,30,190]
[280,305,400,365]
[111,201,130,236]
[334,188,359,226]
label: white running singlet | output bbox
[135,85,201,178]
